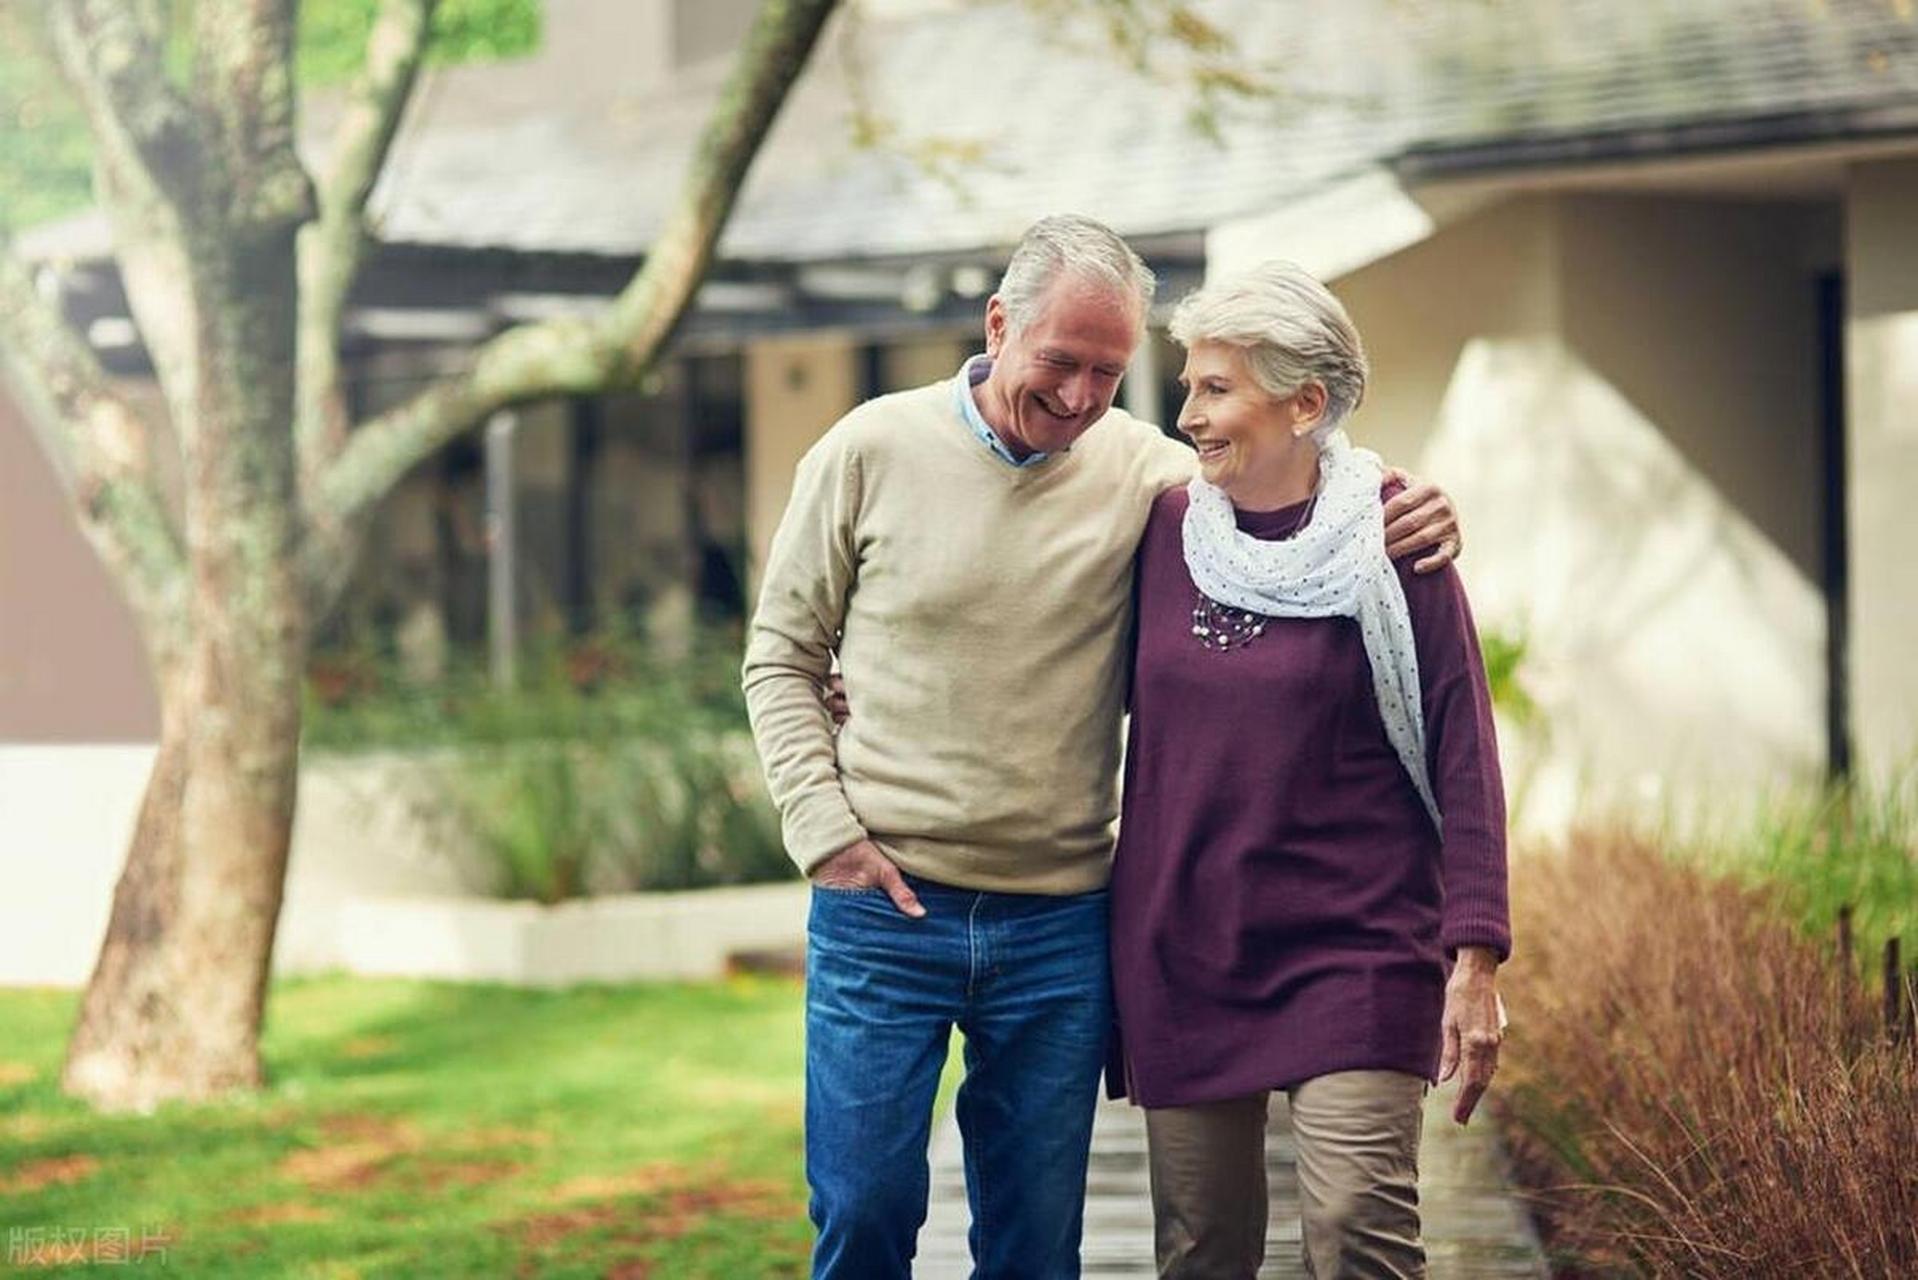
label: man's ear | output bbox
[984,295,1008,358]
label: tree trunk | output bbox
[62,599,305,1112]
[61,118,311,1110]
[18,0,837,1112]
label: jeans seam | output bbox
[965,892,985,1005]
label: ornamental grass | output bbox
[1498,833,1917,1278]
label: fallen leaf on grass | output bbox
[278,1113,423,1190]
[413,1158,522,1190]
[514,1201,626,1249]
[454,1124,554,1152]
[642,1180,795,1234]
[545,1163,683,1203]
[279,1141,403,1190]
[316,1113,424,1145]
[510,1168,797,1251]
[223,1202,336,1226]
[1,1153,98,1193]
[281,1113,537,1193]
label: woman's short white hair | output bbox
[1170,260,1368,444]
[997,214,1156,335]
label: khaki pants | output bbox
[1144,1070,1426,1279]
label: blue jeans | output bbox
[805,874,1111,1280]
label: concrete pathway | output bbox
[917,1088,1549,1277]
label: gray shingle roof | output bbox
[24,0,1918,265]
[375,0,1918,260]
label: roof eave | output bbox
[1392,99,1918,181]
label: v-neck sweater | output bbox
[743,378,1195,892]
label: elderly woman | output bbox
[1108,261,1510,1280]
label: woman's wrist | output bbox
[1453,946,1500,977]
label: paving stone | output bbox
[918,1089,1549,1278]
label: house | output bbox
[4,0,1916,979]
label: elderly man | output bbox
[743,214,1460,1280]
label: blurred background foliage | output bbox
[303,626,790,903]
[1696,772,1918,964]
[1477,625,1538,727]
[0,0,542,231]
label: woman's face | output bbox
[1175,341,1320,499]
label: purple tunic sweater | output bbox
[1109,485,1511,1108]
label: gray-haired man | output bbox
[743,214,1460,1279]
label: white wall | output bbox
[0,748,469,987]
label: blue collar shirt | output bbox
[954,354,1051,468]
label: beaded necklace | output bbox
[1189,488,1317,653]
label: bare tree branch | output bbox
[0,238,188,660]
[47,1,203,209]
[295,0,440,499]
[304,0,841,615]
[45,1,209,427]
[597,0,838,374]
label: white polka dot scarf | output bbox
[1181,429,1441,832]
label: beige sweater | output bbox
[742,377,1194,894]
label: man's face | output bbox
[977,275,1142,458]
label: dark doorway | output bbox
[1817,271,1851,782]
[565,396,602,634]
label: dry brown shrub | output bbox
[1499,833,1917,1277]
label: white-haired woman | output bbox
[1107,262,1511,1279]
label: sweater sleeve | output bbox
[741,431,870,875]
[1400,558,1513,962]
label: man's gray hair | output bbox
[1170,261,1368,443]
[997,214,1156,335]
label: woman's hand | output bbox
[1439,946,1503,1124]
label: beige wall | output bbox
[1558,195,1831,579]
[0,381,159,742]
[881,334,969,391]
[1341,196,1560,466]
[744,333,858,585]
[1846,158,1918,776]
[1340,194,1829,826]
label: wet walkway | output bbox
[917,1088,1549,1277]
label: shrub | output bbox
[303,628,792,900]
[1707,774,1918,968]
[1499,834,1916,1278]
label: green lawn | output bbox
[0,975,817,1278]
